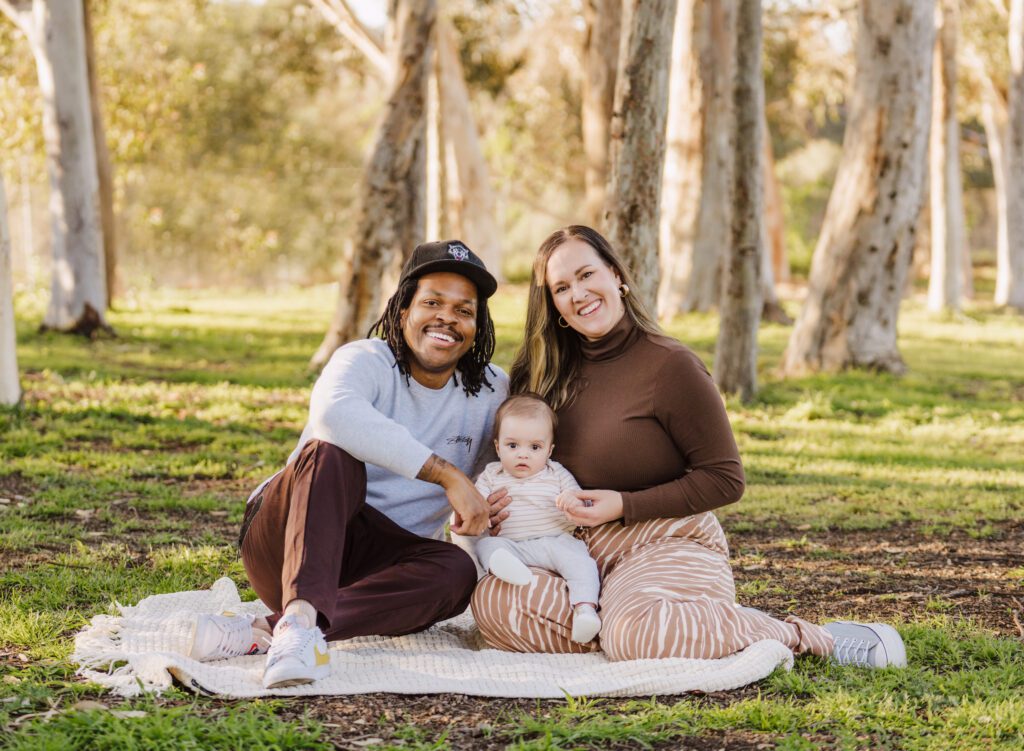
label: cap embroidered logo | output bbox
[447,242,470,261]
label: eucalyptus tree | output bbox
[1,0,109,335]
[1,176,20,406]
[1003,0,1024,309]
[714,0,764,401]
[581,0,621,227]
[604,0,678,310]
[783,0,934,375]
[928,0,967,313]
[311,0,436,370]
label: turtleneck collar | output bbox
[578,311,641,362]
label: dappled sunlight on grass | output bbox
[2,287,1023,749]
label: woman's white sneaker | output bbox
[824,621,907,668]
[262,614,331,689]
[188,612,269,662]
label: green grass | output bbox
[2,285,1023,749]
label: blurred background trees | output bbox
[2,0,1022,384]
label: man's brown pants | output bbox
[239,439,477,640]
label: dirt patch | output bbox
[279,693,800,750]
[729,522,1024,637]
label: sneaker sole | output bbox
[263,663,331,689]
[868,623,907,668]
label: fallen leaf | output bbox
[72,700,109,712]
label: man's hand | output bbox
[419,454,490,535]
[556,488,624,527]
[486,487,511,536]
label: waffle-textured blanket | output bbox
[72,578,793,698]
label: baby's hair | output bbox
[493,393,557,440]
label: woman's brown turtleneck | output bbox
[552,314,745,524]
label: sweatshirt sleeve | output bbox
[619,347,745,523]
[305,344,433,480]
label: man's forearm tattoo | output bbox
[417,454,451,484]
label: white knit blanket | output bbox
[72,578,794,698]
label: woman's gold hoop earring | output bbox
[558,316,570,328]
[619,284,630,298]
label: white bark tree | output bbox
[687,0,736,312]
[1002,0,1024,309]
[311,2,502,282]
[782,0,935,375]
[582,0,622,227]
[657,0,704,320]
[436,17,502,279]
[1,176,21,406]
[83,0,117,308]
[964,44,1011,308]
[1,0,109,336]
[604,0,679,310]
[310,0,435,370]
[760,109,791,323]
[714,0,763,401]
[928,0,966,313]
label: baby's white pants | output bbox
[475,533,600,606]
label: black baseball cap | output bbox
[399,240,498,299]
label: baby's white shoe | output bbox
[571,603,601,643]
[488,549,533,586]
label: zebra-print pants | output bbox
[471,512,835,660]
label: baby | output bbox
[474,393,601,644]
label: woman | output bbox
[471,226,905,668]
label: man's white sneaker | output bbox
[262,614,331,689]
[824,621,907,668]
[488,548,534,586]
[188,612,269,662]
[571,603,601,643]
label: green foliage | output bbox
[4,700,330,751]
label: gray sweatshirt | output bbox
[251,338,508,540]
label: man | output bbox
[189,240,509,688]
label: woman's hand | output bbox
[486,487,512,536]
[556,489,624,527]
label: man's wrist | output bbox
[417,454,456,487]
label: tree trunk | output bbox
[760,109,791,323]
[782,0,934,376]
[1,176,21,407]
[436,17,502,280]
[83,0,116,309]
[1001,0,1024,309]
[310,0,434,370]
[714,0,763,401]
[604,0,678,310]
[686,0,736,312]
[11,0,109,335]
[657,0,704,321]
[977,64,1010,307]
[927,0,965,313]
[426,47,444,240]
[762,108,788,285]
[582,0,622,227]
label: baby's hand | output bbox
[557,489,623,527]
[556,490,592,513]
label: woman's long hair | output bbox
[369,276,497,397]
[509,226,661,410]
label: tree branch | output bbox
[0,0,31,34]
[309,0,389,78]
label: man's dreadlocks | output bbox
[368,276,497,397]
